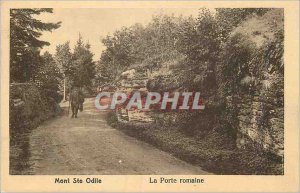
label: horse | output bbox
[69,87,84,118]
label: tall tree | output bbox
[71,35,95,88]
[35,51,62,102]
[55,42,72,100]
[96,14,194,86]
[10,8,61,82]
[178,9,221,92]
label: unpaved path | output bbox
[25,98,210,175]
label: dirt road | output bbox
[25,98,210,175]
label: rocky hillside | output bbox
[221,9,284,157]
[103,8,284,174]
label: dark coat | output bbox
[70,88,84,107]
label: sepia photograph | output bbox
[9,7,284,175]
[1,1,299,192]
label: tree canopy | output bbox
[55,35,96,90]
[10,8,61,82]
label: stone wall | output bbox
[235,92,283,157]
[228,9,284,157]
[115,10,284,159]
[116,68,154,123]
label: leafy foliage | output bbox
[10,9,61,82]
[101,9,284,172]
[71,35,95,87]
[10,8,63,109]
[55,36,96,96]
[35,52,63,103]
[95,14,196,85]
[55,41,72,77]
[216,8,271,41]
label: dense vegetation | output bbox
[55,36,96,96]
[10,9,96,115]
[9,8,284,174]
[101,8,284,174]
[9,9,96,150]
[10,9,63,134]
[9,9,96,174]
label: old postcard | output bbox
[0,0,299,192]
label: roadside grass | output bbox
[9,107,65,175]
[107,111,283,175]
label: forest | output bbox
[10,8,284,174]
[100,8,284,174]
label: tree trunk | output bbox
[63,78,66,101]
